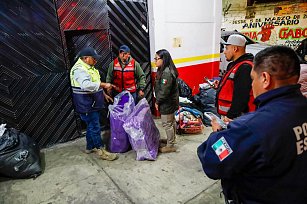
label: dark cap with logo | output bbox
[78,47,102,59]
[119,45,130,53]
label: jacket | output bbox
[106,57,146,92]
[70,58,104,113]
[198,84,307,203]
[217,53,254,119]
[154,67,179,114]
[217,60,255,116]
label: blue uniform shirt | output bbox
[198,84,307,203]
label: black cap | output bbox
[78,47,102,59]
[119,45,130,53]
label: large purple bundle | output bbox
[108,91,135,153]
[123,99,160,160]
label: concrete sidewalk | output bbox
[0,120,224,204]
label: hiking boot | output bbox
[159,139,167,144]
[85,148,98,154]
[159,142,167,148]
[159,146,177,153]
[159,139,167,148]
[97,148,119,161]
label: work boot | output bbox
[159,139,167,144]
[159,139,167,148]
[85,148,98,154]
[97,148,119,161]
[159,145,177,153]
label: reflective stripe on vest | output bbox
[112,58,136,93]
[217,60,255,116]
[72,87,102,94]
[70,59,104,113]
[218,105,230,113]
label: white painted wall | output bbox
[148,0,222,67]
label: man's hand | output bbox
[222,116,233,124]
[103,91,113,103]
[107,87,112,96]
[213,80,219,89]
[101,82,117,90]
[155,102,159,110]
[138,90,144,98]
[211,118,222,132]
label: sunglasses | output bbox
[154,57,161,61]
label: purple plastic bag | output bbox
[108,91,135,153]
[123,99,160,160]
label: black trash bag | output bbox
[191,87,219,126]
[178,78,192,98]
[0,127,42,179]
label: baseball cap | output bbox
[119,45,130,53]
[78,47,102,59]
[224,34,247,47]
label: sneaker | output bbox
[99,148,119,161]
[159,146,177,153]
[85,148,98,154]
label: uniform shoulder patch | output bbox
[211,136,233,161]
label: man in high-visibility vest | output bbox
[213,34,255,121]
[106,45,146,103]
[70,47,118,161]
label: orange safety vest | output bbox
[217,60,256,116]
[113,58,136,93]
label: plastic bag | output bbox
[178,78,192,98]
[123,99,160,160]
[108,91,135,153]
[0,124,6,137]
[192,87,219,126]
[0,126,42,179]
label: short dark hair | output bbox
[254,46,300,80]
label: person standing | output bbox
[299,63,307,97]
[198,46,307,203]
[70,47,118,161]
[154,49,179,153]
[214,34,255,121]
[106,45,146,103]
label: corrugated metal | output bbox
[56,0,112,76]
[107,0,152,105]
[56,0,112,133]
[0,0,79,147]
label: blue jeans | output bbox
[80,111,103,150]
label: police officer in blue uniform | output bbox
[198,46,307,203]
